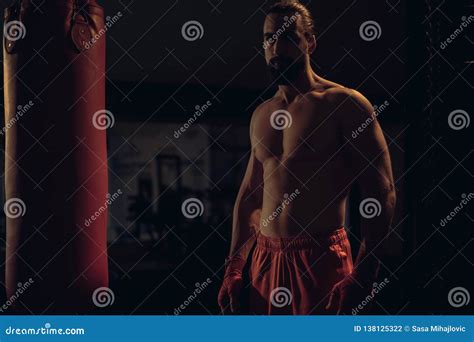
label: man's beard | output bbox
[267,57,305,85]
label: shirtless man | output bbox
[218,0,396,315]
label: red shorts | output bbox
[248,227,353,315]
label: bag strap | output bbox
[70,0,94,52]
[5,0,95,54]
[72,0,90,24]
[4,0,24,54]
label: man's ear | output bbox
[307,34,317,54]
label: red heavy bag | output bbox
[3,0,109,313]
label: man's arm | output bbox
[228,146,264,260]
[341,90,397,283]
[218,113,263,314]
[227,109,264,262]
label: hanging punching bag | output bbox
[3,0,108,313]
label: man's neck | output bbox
[277,67,319,104]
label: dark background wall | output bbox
[0,0,471,315]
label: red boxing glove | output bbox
[218,255,246,314]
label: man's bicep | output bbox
[342,96,394,192]
[237,109,264,206]
[237,150,264,207]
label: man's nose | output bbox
[272,38,285,55]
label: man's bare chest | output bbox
[252,105,342,165]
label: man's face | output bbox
[263,12,310,85]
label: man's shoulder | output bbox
[317,86,374,124]
[250,97,278,122]
[324,86,371,106]
[302,81,368,106]
[248,98,274,133]
[254,97,275,113]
